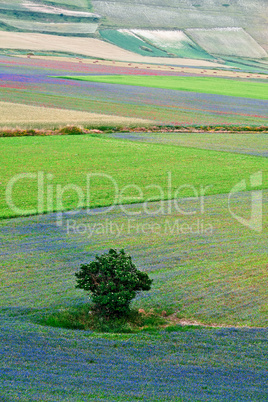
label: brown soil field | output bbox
[0,31,225,67]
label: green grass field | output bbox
[60,75,268,100]
[1,131,267,327]
[107,132,268,157]
[1,130,267,400]
[1,134,267,219]
[100,29,169,57]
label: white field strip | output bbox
[16,55,268,80]
[0,18,99,34]
[0,32,224,67]
[246,25,268,52]
[0,102,152,126]
[187,28,267,58]
[131,29,196,51]
[22,1,100,18]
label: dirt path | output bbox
[166,314,265,329]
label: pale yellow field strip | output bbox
[17,54,268,80]
[0,31,225,67]
[0,102,152,126]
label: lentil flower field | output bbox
[1,131,268,401]
[0,53,268,401]
[0,54,268,127]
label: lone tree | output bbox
[75,249,152,318]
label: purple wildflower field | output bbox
[1,53,268,401]
[1,190,268,401]
[0,55,267,126]
[107,132,268,157]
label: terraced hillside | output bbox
[0,0,267,60]
[94,0,268,50]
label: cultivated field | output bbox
[1,133,268,400]
[1,184,268,326]
[108,132,268,157]
[1,55,267,127]
[1,134,267,217]
[13,54,268,78]
[187,28,267,59]
[1,0,267,62]
[131,29,213,60]
[92,0,268,33]
[100,29,169,57]
[1,132,267,320]
[0,310,267,401]
[0,12,267,398]
[0,101,150,127]
[0,32,225,66]
[0,18,99,34]
[62,75,268,100]
[38,0,89,7]
[0,0,97,17]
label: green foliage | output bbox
[0,125,267,138]
[37,305,166,333]
[39,305,87,330]
[59,125,84,135]
[75,249,152,318]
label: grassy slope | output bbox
[186,28,267,59]
[61,75,268,100]
[1,189,267,326]
[0,134,267,219]
[1,133,267,399]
